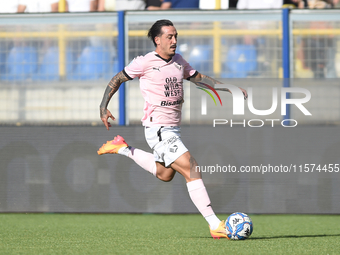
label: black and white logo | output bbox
[169,145,178,153]
[173,62,182,70]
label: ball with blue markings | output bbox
[225,212,253,240]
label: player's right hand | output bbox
[100,109,115,130]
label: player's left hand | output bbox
[100,109,115,130]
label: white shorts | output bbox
[144,126,188,167]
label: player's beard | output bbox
[169,45,176,56]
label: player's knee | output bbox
[157,175,174,182]
[156,173,174,182]
[160,176,173,182]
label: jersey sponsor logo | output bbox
[153,66,161,72]
[164,90,182,97]
[164,77,182,97]
[160,99,183,106]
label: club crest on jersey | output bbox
[169,144,178,153]
[174,62,182,71]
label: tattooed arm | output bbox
[191,72,248,98]
[191,72,225,90]
[100,71,129,130]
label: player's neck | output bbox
[155,50,173,62]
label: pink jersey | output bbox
[124,51,197,127]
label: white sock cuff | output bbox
[205,215,221,230]
[118,146,131,157]
[186,179,204,192]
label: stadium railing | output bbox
[0,10,339,126]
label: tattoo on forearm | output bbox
[99,71,129,117]
[200,74,222,85]
[108,71,128,89]
[215,88,231,93]
[192,73,230,93]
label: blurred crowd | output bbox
[0,0,339,13]
[0,0,339,80]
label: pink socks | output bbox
[119,146,221,229]
[126,147,157,176]
[187,179,221,229]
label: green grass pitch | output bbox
[0,214,340,254]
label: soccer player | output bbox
[97,19,247,239]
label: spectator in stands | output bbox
[65,0,98,12]
[98,0,109,11]
[116,0,146,10]
[0,1,20,13]
[283,0,308,8]
[236,0,283,77]
[307,0,334,8]
[17,0,59,13]
[98,0,146,10]
[199,0,229,9]
[229,0,238,8]
[298,0,338,77]
[236,0,282,9]
[0,2,21,75]
[148,0,199,9]
[146,0,163,10]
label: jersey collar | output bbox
[155,53,173,63]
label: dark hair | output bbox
[148,19,174,47]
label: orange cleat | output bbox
[210,220,229,240]
[97,135,128,155]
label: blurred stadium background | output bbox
[1,8,340,214]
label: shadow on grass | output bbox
[249,234,340,240]
[196,234,340,240]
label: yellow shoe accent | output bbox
[97,135,128,155]
[210,220,229,239]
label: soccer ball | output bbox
[225,212,253,240]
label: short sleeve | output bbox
[182,58,197,79]
[124,56,144,80]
